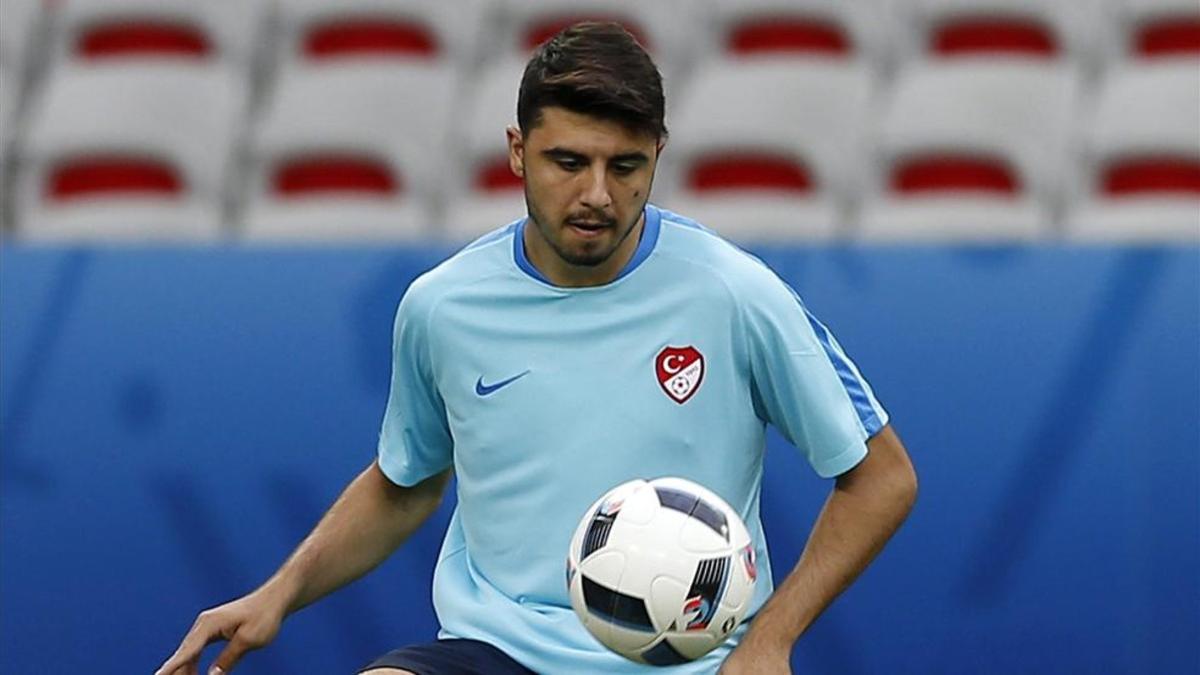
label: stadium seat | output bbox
[46,0,268,71]
[1104,0,1200,61]
[658,59,874,241]
[272,0,485,68]
[242,64,455,241]
[15,65,241,241]
[699,0,890,65]
[489,0,689,67]
[442,58,528,242]
[0,0,44,75]
[857,62,1080,242]
[894,0,1101,64]
[1066,63,1200,242]
[1,64,15,220]
[0,64,15,146]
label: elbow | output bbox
[886,447,919,520]
[898,461,918,515]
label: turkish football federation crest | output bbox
[655,346,705,404]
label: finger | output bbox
[156,620,221,675]
[209,631,257,674]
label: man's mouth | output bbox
[566,219,614,237]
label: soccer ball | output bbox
[566,477,758,665]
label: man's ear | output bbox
[506,125,525,178]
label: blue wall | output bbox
[2,246,1197,674]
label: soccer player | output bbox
[157,22,917,675]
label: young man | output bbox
[157,22,916,675]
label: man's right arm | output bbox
[156,461,451,675]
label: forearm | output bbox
[747,427,917,650]
[260,461,450,615]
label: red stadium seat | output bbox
[443,58,529,242]
[858,62,1080,242]
[16,65,238,241]
[706,1,887,63]
[1102,157,1200,196]
[275,0,483,68]
[475,157,523,193]
[495,0,685,66]
[522,16,651,52]
[687,155,813,194]
[930,17,1057,57]
[896,0,1096,66]
[1135,16,1200,56]
[1067,63,1200,242]
[272,156,400,197]
[1107,0,1200,62]
[77,21,211,59]
[660,60,873,241]
[304,20,438,59]
[243,64,454,241]
[48,157,184,199]
[50,0,266,69]
[890,155,1018,195]
[727,18,850,56]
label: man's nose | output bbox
[580,166,613,210]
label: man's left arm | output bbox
[721,424,918,674]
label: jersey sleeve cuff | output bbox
[813,438,869,478]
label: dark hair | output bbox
[517,21,667,140]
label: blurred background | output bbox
[0,0,1197,673]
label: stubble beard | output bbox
[524,189,643,268]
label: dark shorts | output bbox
[359,638,535,675]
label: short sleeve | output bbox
[740,273,889,478]
[376,285,454,486]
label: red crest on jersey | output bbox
[655,346,705,404]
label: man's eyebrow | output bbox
[540,148,650,164]
[610,152,650,164]
[542,148,586,160]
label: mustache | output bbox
[564,212,617,227]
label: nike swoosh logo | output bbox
[475,370,531,396]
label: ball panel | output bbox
[647,575,690,632]
[580,574,657,633]
[577,548,624,587]
[640,635,692,666]
[603,511,692,597]
[677,515,734,554]
[663,629,739,661]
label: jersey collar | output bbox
[513,204,662,288]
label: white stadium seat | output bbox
[697,0,891,66]
[242,64,455,241]
[442,58,528,242]
[659,59,874,241]
[1066,63,1200,242]
[857,61,1080,242]
[272,0,485,69]
[892,0,1103,65]
[46,0,268,71]
[16,64,241,241]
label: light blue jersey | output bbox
[377,204,888,674]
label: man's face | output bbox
[507,107,662,274]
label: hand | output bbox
[718,638,792,675]
[155,589,287,675]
